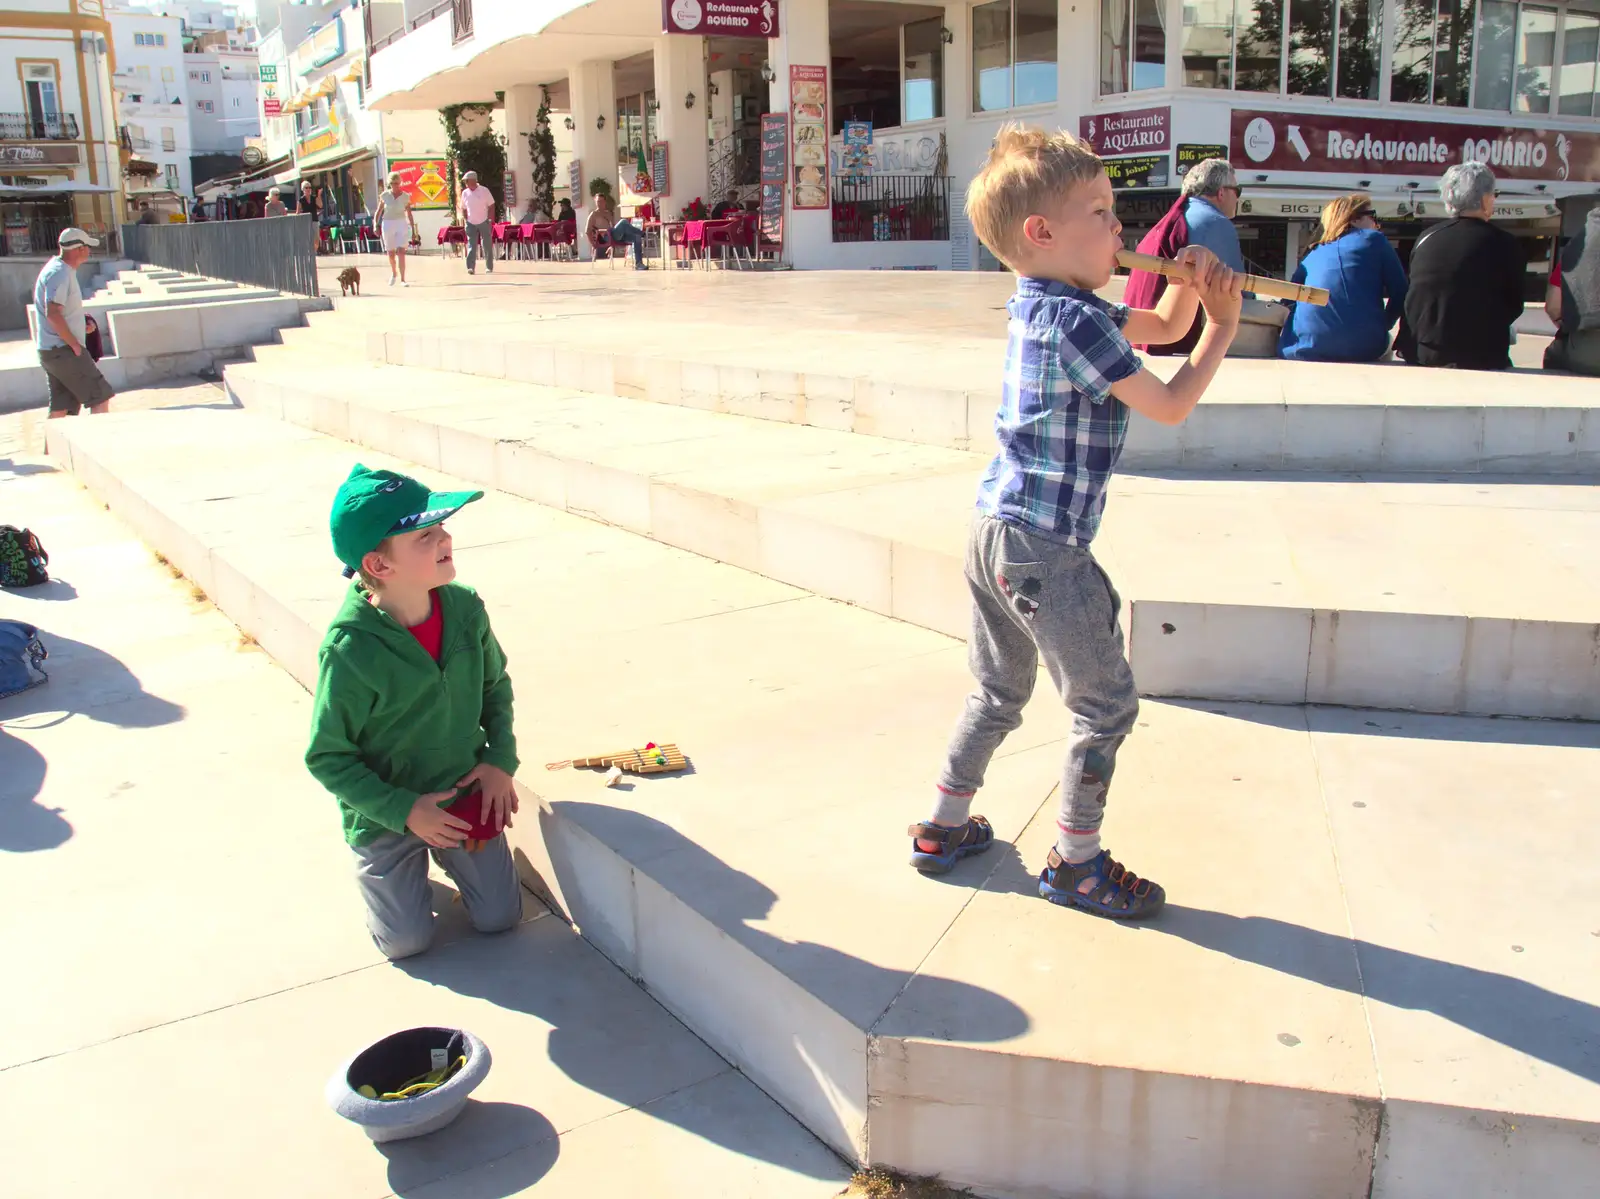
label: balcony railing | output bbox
[369,0,450,54]
[831,175,952,243]
[0,112,80,141]
[451,0,473,42]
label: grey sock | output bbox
[1057,828,1102,865]
[929,784,974,830]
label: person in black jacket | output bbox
[1396,162,1525,370]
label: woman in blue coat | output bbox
[1280,194,1408,362]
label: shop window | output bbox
[1559,9,1599,114]
[1513,4,1558,111]
[1393,0,1476,105]
[904,16,944,122]
[1101,0,1167,92]
[1286,0,1333,94]
[975,0,1058,111]
[1235,0,1285,90]
[1181,0,1235,87]
[832,2,906,130]
[1336,0,1383,98]
[1474,0,1519,108]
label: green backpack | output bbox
[0,525,49,589]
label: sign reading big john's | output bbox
[1231,109,1600,184]
[1078,107,1170,157]
[663,0,778,36]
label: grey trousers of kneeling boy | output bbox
[353,829,523,960]
[935,515,1141,842]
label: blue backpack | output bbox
[0,620,47,701]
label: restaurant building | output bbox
[0,0,124,254]
[358,0,1600,273]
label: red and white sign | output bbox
[790,65,828,210]
[663,0,778,37]
[1079,107,1170,156]
[1230,109,1600,184]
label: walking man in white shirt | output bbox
[34,228,114,420]
[459,171,496,276]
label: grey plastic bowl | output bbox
[326,1026,491,1143]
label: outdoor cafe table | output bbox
[437,226,467,248]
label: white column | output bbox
[569,60,617,259]
[766,0,830,268]
[652,35,709,218]
[503,84,541,218]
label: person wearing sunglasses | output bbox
[1279,193,1408,363]
[1123,158,1248,354]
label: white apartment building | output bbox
[187,47,262,157]
[109,5,191,200]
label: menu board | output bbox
[1102,154,1170,190]
[650,141,670,198]
[840,120,871,179]
[760,112,786,246]
[569,159,583,204]
[789,65,828,210]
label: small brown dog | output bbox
[337,267,361,296]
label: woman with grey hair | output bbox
[1396,162,1525,370]
[1123,156,1246,353]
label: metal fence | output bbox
[831,175,952,243]
[121,215,319,297]
[0,216,74,257]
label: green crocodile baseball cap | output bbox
[330,464,483,576]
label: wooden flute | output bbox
[1115,249,1331,306]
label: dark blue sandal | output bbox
[1039,849,1165,919]
[908,816,994,874]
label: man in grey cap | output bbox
[457,169,496,275]
[34,228,114,420]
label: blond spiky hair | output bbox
[965,125,1105,271]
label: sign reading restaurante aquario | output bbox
[1231,109,1600,184]
[662,0,778,37]
[1078,107,1169,157]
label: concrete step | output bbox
[0,449,849,1199]
[354,318,1600,473]
[46,403,1600,1199]
[224,354,1600,720]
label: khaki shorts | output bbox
[39,345,114,415]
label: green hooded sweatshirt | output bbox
[305,581,518,847]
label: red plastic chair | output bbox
[703,214,756,269]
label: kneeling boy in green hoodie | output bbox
[306,464,523,960]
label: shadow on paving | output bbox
[975,783,1600,1085]
[1174,699,1600,750]
[407,806,1028,1179]
[0,630,185,848]
[1148,907,1600,1087]
[377,1100,560,1199]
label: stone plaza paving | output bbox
[3,264,1599,1198]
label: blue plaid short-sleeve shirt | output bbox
[975,277,1144,545]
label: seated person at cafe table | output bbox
[711,190,742,219]
[585,194,647,269]
[557,197,576,224]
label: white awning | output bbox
[0,180,116,196]
[1236,187,1560,222]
